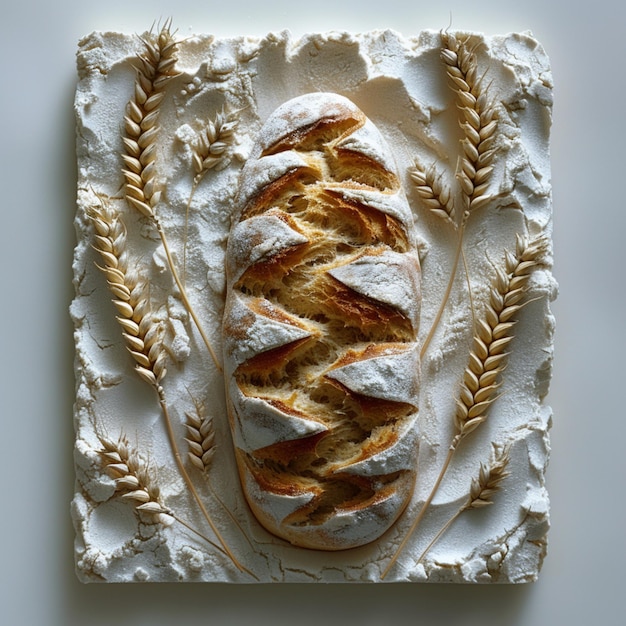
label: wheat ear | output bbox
[414,443,510,568]
[122,22,222,372]
[182,108,239,283]
[409,160,455,225]
[382,234,547,579]
[185,397,216,472]
[452,234,549,444]
[441,32,498,217]
[88,201,167,389]
[99,433,169,521]
[420,32,499,358]
[183,395,256,550]
[190,108,239,184]
[122,22,179,219]
[97,433,226,552]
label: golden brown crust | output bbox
[223,93,421,550]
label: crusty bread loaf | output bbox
[223,93,421,550]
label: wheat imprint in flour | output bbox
[72,23,556,583]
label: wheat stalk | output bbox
[382,234,548,579]
[413,443,511,568]
[113,21,253,577]
[121,21,222,373]
[87,201,167,390]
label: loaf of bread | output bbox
[223,93,421,550]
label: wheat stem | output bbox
[420,223,466,358]
[461,245,477,329]
[182,181,200,287]
[414,508,462,568]
[381,445,455,580]
[168,513,225,554]
[154,217,223,372]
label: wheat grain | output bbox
[87,201,167,389]
[441,32,498,217]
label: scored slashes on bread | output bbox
[223,93,421,550]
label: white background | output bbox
[1,0,623,624]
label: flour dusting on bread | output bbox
[223,92,421,550]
